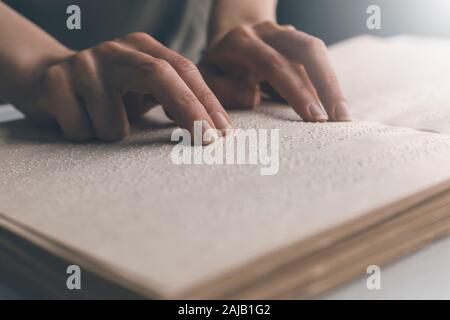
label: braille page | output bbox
[1,105,450,295]
[331,35,450,134]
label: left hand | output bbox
[198,21,351,122]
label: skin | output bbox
[0,0,351,144]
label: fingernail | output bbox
[210,112,232,135]
[202,121,219,145]
[309,104,328,122]
[334,101,352,121]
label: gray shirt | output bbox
[4,0,212,62]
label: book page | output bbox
[331,36,450,134]
[1,105,450,295]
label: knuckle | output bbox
[138,57,172,74]
[256,20,278,30]
[196,88,217,105]
[325,73,340,87]
[178,91,199,107]
[228,25,255,43]
[124,32,154,44]
[319,73,342,93]
[170,55,198,74]
[71,50,97,74]
[94,41,123,55]
[303,35,326,52]
[266,56,290,73]
[69,51,99,97]
[282,24,296,31]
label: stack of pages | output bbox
[1,36,450,299]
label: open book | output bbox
[1,36,450,299]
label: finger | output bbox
[43,65,95,141]
[199,65,261,109]
[261,64,322,105]
[295,64,322,105]
[283,24,297,31]
[123,92,158,120]
[83,89,130,142]
[117,33,232,134]
[206,26,328,122]
[255,23,351,121]
[70,49,130,142]
[55,94,95,141]
[101,45,219,144]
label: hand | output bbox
[199,21,351,122]
[12,33,231,142]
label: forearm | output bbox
[0,2,72,102]
[208,0,277,46]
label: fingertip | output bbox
[187,119,219,146]
[308,104,328,122]
[333,101,352,121]
[201,120,219,145]
[210,111,232,135]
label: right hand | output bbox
[12,33,231,143]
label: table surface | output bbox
[1,104,449,300]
